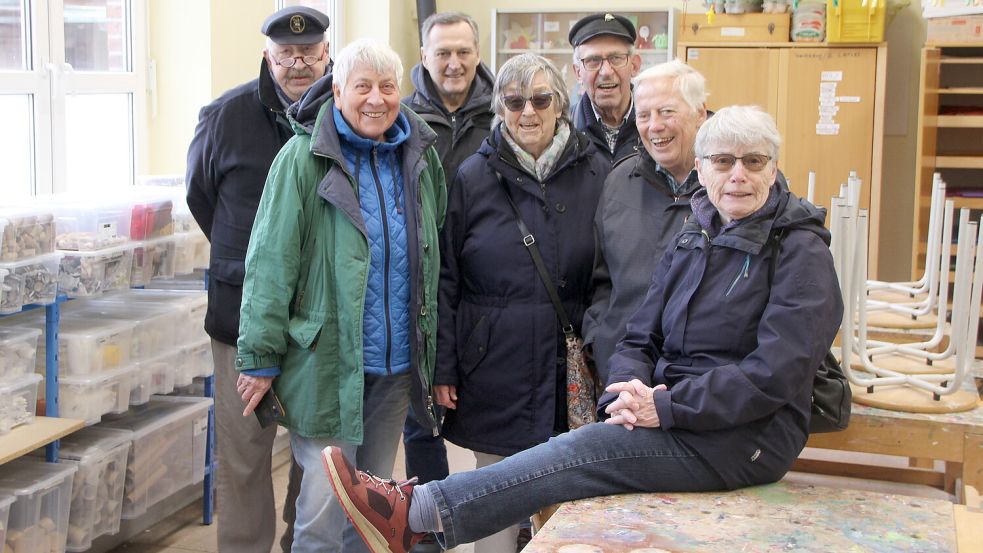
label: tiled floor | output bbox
[105,440,953,553]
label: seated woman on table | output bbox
[322,105,845,553]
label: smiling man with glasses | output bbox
[569,13,643,165]
[185,6,331,553]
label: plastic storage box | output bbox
[826,0,885,42]
[0,327,41,383]
[63,301,179,362]
[176,339,213,387]
[59,364,136,425]
[172,231,209,275]
[130,236,177,287]
[94,289,208,345]
[0,494,13,550]
[33,315,133,376]
[50,199,133,251]
[129,200,174,240]
[58,243,135,297]
[0,208,56,262]
[46,427,131,551]
[0,373,42,435]
[130,348,180,405]
[0,458,77,553]
[0,253,62,314]
[100,396,212,519]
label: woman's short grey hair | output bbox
[694,105,782,161]
[332,38,404,91]
[491,53,570,128]
[633,59,707,114]
[421,12,479,49]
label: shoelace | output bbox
[358,470,419,501]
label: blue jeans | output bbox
[289,372,411,553]
[426,422,727,548]
[402,403,449,484]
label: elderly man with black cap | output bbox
[569,12,642,165]
[185,6,330,553]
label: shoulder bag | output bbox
[495,172,598,429]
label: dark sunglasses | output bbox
[702,153,772,172]
[501,92,554,112]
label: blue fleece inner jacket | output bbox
[333,106,412,375]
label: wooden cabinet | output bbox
[678,42,886,273]
[492,9,676,100]
[911,45,983,277]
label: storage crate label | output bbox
[193,415,207,436]
[99,222,119,238]
[836,96,861,103]
[821,71,843,82]
[720,27,746,37]
[816,123,840,135]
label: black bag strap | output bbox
[495,171,575,337]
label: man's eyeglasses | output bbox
[501,92,554,112]
[702,153,772,172]
[273,51,324,68]
[578,53,630,71]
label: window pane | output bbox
[65,93,131,193]
[64,0,128,71]
[0,0,27,70]
[0,94,34,197]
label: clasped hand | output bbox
[603,379,667,430]
[237,374,274,417]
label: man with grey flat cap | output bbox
[569,13,642,165]
[185,6,331,553]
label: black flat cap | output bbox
[261,6,330,45]
[568,13,636,47]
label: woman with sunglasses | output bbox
[323,105,843,553]
[429,53,609,553]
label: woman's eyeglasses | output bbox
[702,153,772,172]
[501,92,554,112]
[578,53,630,72]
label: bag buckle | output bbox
[522,234,535,247]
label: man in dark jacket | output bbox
[184,6,330,552]
[581,60,708,390]
[399,11,494,520]
[569,13,642,165]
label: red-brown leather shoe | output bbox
[322,446,426,553]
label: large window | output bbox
[0,0,146,197]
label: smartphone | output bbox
[255,389,286,428]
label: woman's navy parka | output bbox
[436,125,610,456]
[599,187,843,489]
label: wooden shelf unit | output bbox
[0,417,84,465]
[678,41,887,275]
[911,44,983,277]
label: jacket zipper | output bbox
[370,146,394,375]
[726,254,751,296]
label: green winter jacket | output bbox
[235,81,446,442]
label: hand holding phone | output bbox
[255,390,285,428]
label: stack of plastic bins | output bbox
[50,198,136,298]
[0,458,77,553]
[0,208,56,263]
[63,300,180,364]
[37,427,132,552]
[0,373,42,435]
[100,396,213,520]
[0,327,41,383]
[129,348,180,404]
[0,495,14,548]
[176,340,213,388]
[0,253,62,314]
[20,313,136,425]
[95,289,208,345]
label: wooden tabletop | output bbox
[525,481,956,552]
[0,417,85,465]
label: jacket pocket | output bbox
[458,315,489,376]
[210,256,245,285]
[288,316,323,351]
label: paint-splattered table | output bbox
[795,398,983,505]
[524,481,959,552]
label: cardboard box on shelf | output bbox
[927,15,983,44]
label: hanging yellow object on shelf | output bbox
[826,0,886,42]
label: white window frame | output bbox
[0,0,147,196]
